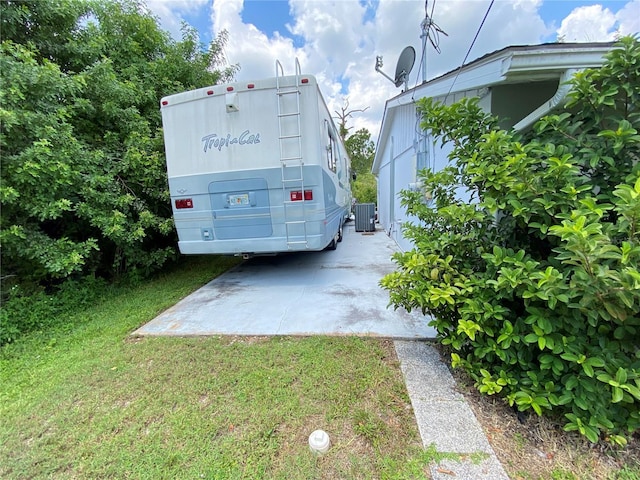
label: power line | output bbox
[444,0,494,102]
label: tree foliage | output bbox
[382,37,640,445]
[0,0,238,284]
[345,128,377,204]
[346,128,375,175]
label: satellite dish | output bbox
[375,45,416,90]
[394,46,416,87]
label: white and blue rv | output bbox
[160,61,353,257]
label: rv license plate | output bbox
[229,193,249,206]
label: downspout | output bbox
[513,68,579,132]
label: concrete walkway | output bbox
[134,223,509,479]
[396,341,509,479]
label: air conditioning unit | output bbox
[355,203,376,232]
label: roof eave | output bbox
[372,42,615,173]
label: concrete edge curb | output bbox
[394,340,510,480]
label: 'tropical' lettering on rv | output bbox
[201,130,261,153]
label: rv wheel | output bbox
[337,225,343,243]
[327,238,337,250]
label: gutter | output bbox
[513,68,579,132]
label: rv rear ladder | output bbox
[276,59,308,249]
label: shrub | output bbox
[352,172,378,204]
[0,277,108,345]
[0,1,237,284]
[381,36,640,445]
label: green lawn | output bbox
[1,257,432,479]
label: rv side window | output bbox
[326,124,337,173]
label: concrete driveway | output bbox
[134,222,436,338]
[132,225,511,479]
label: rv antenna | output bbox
[375,46,416,90]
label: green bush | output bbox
[0,1,237,284]
[352,172,377,204]
[345,128,378,204]
[0,277,108,345]
[382,37,640,445]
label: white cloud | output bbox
[288,0,376,131]
[616,0,640,38]
[557,4,618,41]
[557,0,639,42]
[358,0,550,136]
[146,0,209,40]
[149,0,638,142]
[212,0,297,81]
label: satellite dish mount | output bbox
[375,46,416,90]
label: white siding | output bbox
[376,88,490,251]
[374,42,611,255]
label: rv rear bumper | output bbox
[177,234,330,255]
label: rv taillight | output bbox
[290,190,313,201]
[175,198,193,209]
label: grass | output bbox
[1,256,435,479]
[2,255,638,479]
[2,335,425,479]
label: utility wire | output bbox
[444,0,494,102]
[424,12,447,54]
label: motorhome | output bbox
[160,60,352,257]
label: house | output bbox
[372,42,614,252]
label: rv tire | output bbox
[337,225,343,243]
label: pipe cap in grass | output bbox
[308,429,330,454]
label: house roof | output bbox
[372,41,614,173]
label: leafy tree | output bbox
[346,128,375,175]
[351,174,377,205]
[382,37,640,445]
[0,0,237,284]
[345,128,377,204]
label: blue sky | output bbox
[150,0,639,137]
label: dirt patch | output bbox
[429,342,640,479]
